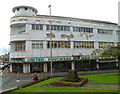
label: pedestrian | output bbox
[33,73,39,81]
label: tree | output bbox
[91,49,103,56]
[100,46,120,62]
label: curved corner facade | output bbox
[12,6,38,16]
[9,6,119,73]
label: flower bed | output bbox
[51,78,88,87]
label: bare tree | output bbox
[100,46,120,61]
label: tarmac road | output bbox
[0,73,50,91]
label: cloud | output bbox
[0,47,10,55]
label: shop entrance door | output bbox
[30,63,43,73]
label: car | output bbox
[0,63,10,70]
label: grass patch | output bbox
[11,73,119,93]
[79,73,119,84]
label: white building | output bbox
[10,6,118,73]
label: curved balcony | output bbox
[10,51,27,58]
[10,16,32,25]
[10,33,30,41]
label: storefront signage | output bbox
[9,57,73,62]
[10,56,112,62]
[73,56,110,60]
[48,57,72,61]
[27,58,44,62]
[80,56,100,59]
[26,57,72,62]
[10,58,25,62]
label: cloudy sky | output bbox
[0,0,119,55]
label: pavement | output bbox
[0,73,50,91]
[0,69,119,92]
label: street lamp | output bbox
[48,5,53,77]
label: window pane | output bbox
[15,41,26,51]
[32,24,35,30]
[32,41,43,49]
[36,25,39,30]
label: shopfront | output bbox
[30,63,43,73]
[10,56,118,73]
[75,60,97,71]
[98,61,118,70]
[12,63,23,73]
[47,61,71,72]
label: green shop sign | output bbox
[80,56,108,59]
[10,58,25,62]
[26,58,44,62]
[10,56,113,62]
[80,56,100,59]
[48,57,72,61]
[25,57,73,62]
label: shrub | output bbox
[65,70,79,82]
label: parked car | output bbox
[0,63,10,70]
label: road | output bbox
[0,73,50,91]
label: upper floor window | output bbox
[32,24,43,30]
[99,42,114,48]
[17,25,25,34]
[47,41,70,48]
[116,31,120,35]
[46,25,70,31]
[32,41,43,49]
[25,8,27,10]
[17,8,19,11]
[74,41,94,48]
[15,41,26,51]
[98,29,113,34]
[73,27,93,33]
[11,25,25,34]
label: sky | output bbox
[0,0,119,55]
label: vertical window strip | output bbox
[31,24,43,30]
[46,25,70,31]
[73,27,93,33]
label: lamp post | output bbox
[48,5,53,77]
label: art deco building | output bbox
[10,6,118,73]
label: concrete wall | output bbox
[10,16,118,59]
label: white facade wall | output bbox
[10,6,118,60]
